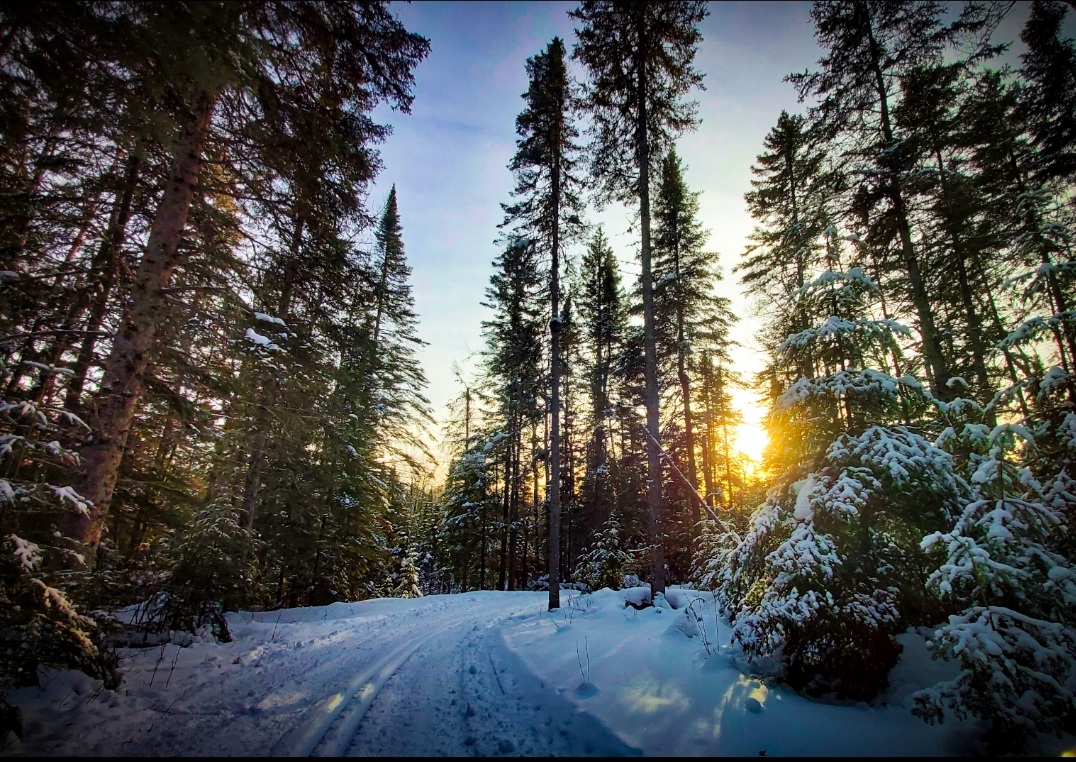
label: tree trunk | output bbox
[548,153,563,609]
[508,425,521,591]
[636,26,665,597]
[699,377,716,509]
[65,154,142,412]
[66,93,217,568]
[498,425,510,591]
[673,231,700,535]
[860,0,950,394]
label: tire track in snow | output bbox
[269,597,524,757]
[343,602,640,757]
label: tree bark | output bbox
[636,22,665,597]
[65,154,142,412]
[548,147,563,609]
[66,93,216,568]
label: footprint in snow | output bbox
[574,681,600,698]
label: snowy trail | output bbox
[8,588,1072,757]
[270,595,514,756]
[258,591,634,757]
[3,591,634,757]
[340,596,635,757]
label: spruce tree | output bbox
[651,148,733,536]
[481,239,544,591]
[575,228,626,555]
[368,186,433,460]
[500,37,583,608]
[788,0,957,397]
[571,0,708,596]
[741,111,831,388]
[61,1,430,568]
[1019,0,1076,184]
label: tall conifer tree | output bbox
[500,37,583,608]
[571,0,708,596]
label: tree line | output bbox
[430,0,1075,751]
[1,1,433,682]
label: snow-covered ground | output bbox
[2,587,1073,756]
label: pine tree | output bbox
[481,239,544,591]
[61,1,430,569]
[741,110,831,388]
[501,37,583,609]
[1019,0,1076,184]
[788,0,957,397]
[575,228,626,556]
[571,0,708,596]
[367,186,433,460]
[651,148,734,538]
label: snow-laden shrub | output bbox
[716,426,962,700]
[914,421,1076,752]
[392,546,422,599]
[0,535,118,689]
[158,503,262,642]
[573,512,633,592]
[710,239,968,700]
[0,392,117,689]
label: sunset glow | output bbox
[733,421,768,464]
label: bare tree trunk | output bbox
[548,154,563,609]
[508,425,521,591]
[531,421,541,584]
[66,93,216,568]
[65,154,142,412]
[699,385,715,509]
[480,470,488,589]
[498,423,510,591]
[563,366,576,582]
[672,230,700,535]
[636,26,665,597]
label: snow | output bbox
[243,328,280,352]
[47,485,91,515]
[792,475,815,521]
[4,589,1072,757]
[8,534,41,571]
[253,311,287,327]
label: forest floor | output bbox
[2,587,1073,757]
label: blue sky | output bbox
[364,0,1059,462]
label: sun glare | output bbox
[733,422,768,466]
[729,387,769,472]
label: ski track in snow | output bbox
[340,598,634,757]
[7,592,633,757]
[261,591,634,756]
